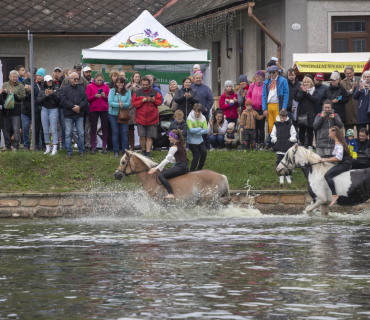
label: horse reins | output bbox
[117,153,163,185]
[278,148,321,174]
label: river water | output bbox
[1,203,370,319]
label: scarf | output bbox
[307,87,315,95]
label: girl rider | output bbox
[319,126,351,206]
[148,129,189,199]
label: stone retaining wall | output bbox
[0,191,368,218]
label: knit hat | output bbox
[36,68,45,77]
[224,80,233,88]
[346,129,354,137]
[271,57,279,61]
[239,75,248,83]
[267,65,279,72]
[255,70,265,78]
[267,60,277,67]
[245,99,253,106]
[193,64,200,70]
[227,122,235,130]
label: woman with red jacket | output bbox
[86,72,110,154]
[246,70,266,150]
[219,80,239,125]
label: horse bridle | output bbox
[116,153,154,177]
[278,148,320,174]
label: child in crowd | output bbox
[189,64,203,83]
[345,129,358,159]
[271,109,297,185]
[239,99,264,151]
[187,103,208,171]
[168,110,187,146]
[224,122,240,150]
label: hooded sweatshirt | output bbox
[186,110,208,144]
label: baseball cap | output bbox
[83,66,92,72]
[267,65,279,72]
[314,73,324,81]
[53,67,62,72]
[74,63,83,69]
[44,75,53,82]
[329,72,340,81]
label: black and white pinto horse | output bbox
[276,144,370,215]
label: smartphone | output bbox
[98,89,103,94]
[149,94,154,98]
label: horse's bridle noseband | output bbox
[116,153,154,177]
[278,147,320,174]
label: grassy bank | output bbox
[0,149,308,193]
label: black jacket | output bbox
[322,83,349,124]
[287,77,301,112]
[174,88,199,118]
[295,88,319,127]
[273,120,294,152]
[59,84,88,118]
[37,82,60,110]
[168,119,187,139]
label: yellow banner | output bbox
[296,61,366,73]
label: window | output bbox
[1,57,25,80]
[237,30,243,76]
[332,16,370,52]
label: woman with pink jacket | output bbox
[246,70,266,150]
[219,80,239,125]
[86,72,110,154]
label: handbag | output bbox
[297,113,308,127]
[4,93,15,109]
[117,93,130,124]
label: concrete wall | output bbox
[307,1,370,53]
[0,190,368,218]
[0,36,108,76]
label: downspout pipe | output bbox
[247,2,281,62]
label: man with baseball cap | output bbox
[313,73,328,115]
[321,72,349,124]
[262,64,289,134]
[61,63,88,89]
[83,66,92,83]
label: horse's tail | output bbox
[222,175,230,197]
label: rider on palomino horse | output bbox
[148,129,188,199]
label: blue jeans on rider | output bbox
[209,134,225,148]
[65,117,85,154]
[58,108,66,149]
[108,114,128,154]
[21,114,31,149]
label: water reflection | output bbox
[0,212,370,319]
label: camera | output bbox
[326,111,332,116]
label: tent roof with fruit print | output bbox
[82,10,209,65]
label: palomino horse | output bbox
[276,144,370,215]
[114,151,231,205]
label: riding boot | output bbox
[129,128,135,151]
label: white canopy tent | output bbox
[82,10,211,95]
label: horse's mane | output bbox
[296,146,333,175]
[122,152,158,168]
[297,146,321,163]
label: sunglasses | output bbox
[269,71,277,74]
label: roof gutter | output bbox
[161,1,281,62]
[247,2,281,61]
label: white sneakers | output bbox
[44,145,58,156]
[50,145,58,156]
[280,176,292,185]
[44,145,51,154]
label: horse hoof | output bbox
[218,197,231,206]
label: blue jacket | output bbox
[190,83,214,115]
[153,84,163,102]
[262,76,289,111]
[353,87,370,124]
[345,137,358,159]
[314,83,328,114]
[108,88,131,116]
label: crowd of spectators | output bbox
[1,58,370,180]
